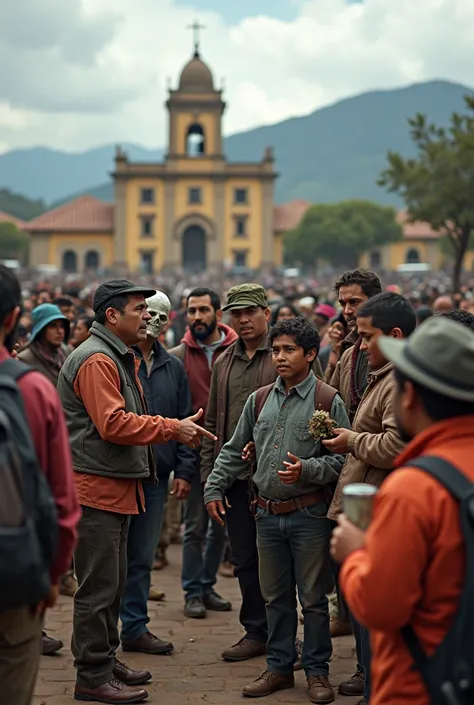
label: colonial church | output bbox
[27,30,286,274]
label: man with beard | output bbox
[0,265,79,705]
[169,287,237,618]
[324,292,416,705]
[120,291,196,654]
[331,316,474,705]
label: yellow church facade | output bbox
[27,42,278,274]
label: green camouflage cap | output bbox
[222,283,268,312]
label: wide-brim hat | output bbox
[378,316,474,402]
[30,303,70,342]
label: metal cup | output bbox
[342,483,378,530]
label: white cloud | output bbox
[1,0,474,151]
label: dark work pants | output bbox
[225,480,267,643]
[329,520,349,623]
[72,506,129,688]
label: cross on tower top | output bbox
[187,19,205,57]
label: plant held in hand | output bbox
[308,409,337,440]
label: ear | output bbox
[264,307,271,322]
[106,306,119,326]
[216,309,223,322]
[401,379,418,411]
[306,348,317,364]
[390,327,404,339]
[4,306,20,334]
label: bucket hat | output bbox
[30,304,70,342]
[378,316,474,402]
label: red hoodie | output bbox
[170,323,237,417]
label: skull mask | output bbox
[146,291,171,339]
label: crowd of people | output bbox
[0,264,473,705]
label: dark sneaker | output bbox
[203,590,232,612]
[184,596,207,619]
[221,637,266,662]
[307,675,335,704]
[338,670,364,696]
[243,670,294,697]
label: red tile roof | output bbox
[0,209,25,229]
[26,195,114,232]
[396,210,441,240]
[274,200,310,232]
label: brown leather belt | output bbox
[256,490,325,515]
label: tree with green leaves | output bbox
[0,222,30,261]
[284,199,402,269]
[379,96,474,293]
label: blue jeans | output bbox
[120,479,168,642]
[182,469,227,599]
[349,610,371,699]
[256,500,332,676]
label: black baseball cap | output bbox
[92,279,157,313]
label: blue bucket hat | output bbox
[30,304,70,342]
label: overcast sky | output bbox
[0,0,473,154]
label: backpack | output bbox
[0,358,58,611]
[401,455,474,705]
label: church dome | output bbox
[178,53,214,93]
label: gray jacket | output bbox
[204,371,350,503]
[57,322,153,480]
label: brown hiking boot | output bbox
[242,670,294,698]
[307,675,335,704]
[221,636,266,662]
[338,670,364,696]
[330,618,352,638]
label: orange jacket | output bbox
[340,416,474,705]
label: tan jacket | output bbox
[327,361,405,520]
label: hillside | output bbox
[0,79,471,206]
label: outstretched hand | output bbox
[178,409,218,448]
[278,452,302,484]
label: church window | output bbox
[370,250,381,268]
[140,251,154,274]
[188,187,202,205]
[186,124,205,156]
[234,250,248,267]
[234,188,248,205]
[84,250,100,271]
[62,250,77,273]
[140,188,155,204]
[234,215,248,237]
[140,215,154,238]
[406,248,420,264]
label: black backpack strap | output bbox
[0,358,33,383]
[401,455,473,677]
[409,455,472,502]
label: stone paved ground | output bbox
[35,545,359,705]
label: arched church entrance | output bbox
[182,225,207,272]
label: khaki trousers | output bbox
[0,606,43,705]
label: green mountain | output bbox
[0,188,46,221]
[0,79,471,208]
